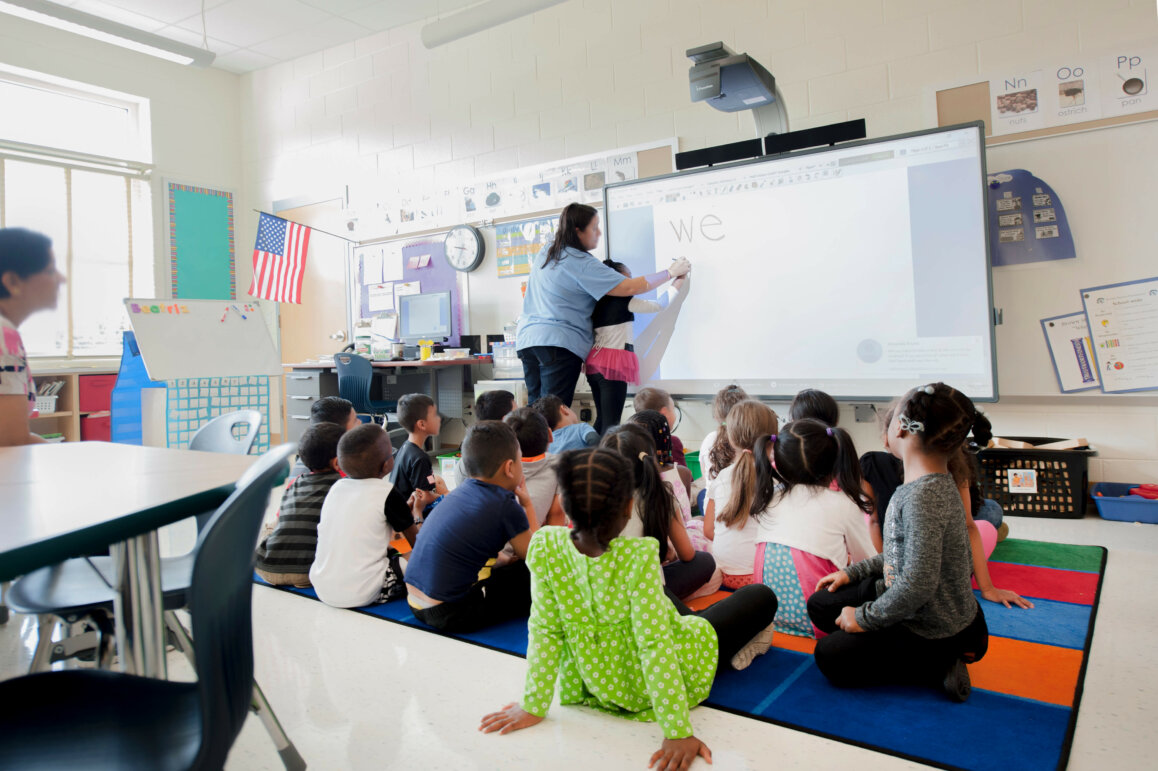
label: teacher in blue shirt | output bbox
[517,203,690,406]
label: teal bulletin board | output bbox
[168,182,235,299]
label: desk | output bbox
[284,357,484,451]
[0,442,255,678]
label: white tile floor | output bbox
[4,514,1157,770]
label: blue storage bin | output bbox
[1091,483,1158,524]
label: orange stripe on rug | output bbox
[968,636,1082,707]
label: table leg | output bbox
[112,532,167,679]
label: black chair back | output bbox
[187,443,294,770]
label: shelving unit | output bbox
[28,367,118,442]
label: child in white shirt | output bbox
[752,419,877,638]
[704,400,779,588]
[310,423,423,608]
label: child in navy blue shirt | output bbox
[533,394,597,453]
[405,421,537,632]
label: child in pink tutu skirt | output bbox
[585,260,684,435]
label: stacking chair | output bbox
[4,445,306,771]
[334,352,393,424]
[189,409,263,454]
[0,444,300,770]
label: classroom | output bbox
[1,2,1157,770]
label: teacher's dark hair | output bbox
[544,203,598,267]
[0,228,53,299]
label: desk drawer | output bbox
[285,371,323,398]
[285,411,313,443]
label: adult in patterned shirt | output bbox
[0,228,66,446]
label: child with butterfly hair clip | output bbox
[752,419,877,638]
[808,383,990,702]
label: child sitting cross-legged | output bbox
[703,400,780,589]
[808,383,991,702]
[405,421,538,633]
[479,447,778,770]
[390,393,449,512]
[310,423,423,608]
[752,419,878,638]
[601,424,719,601]
[534,394,598,453]
[254,422,345,588]
[503,407,567,528]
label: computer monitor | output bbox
[398,291,452,344]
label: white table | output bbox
[0,442,255,678]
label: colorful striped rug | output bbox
[256,537,1105,771]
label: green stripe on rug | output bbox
[991,538,1104,572]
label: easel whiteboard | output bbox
[125,299,282,381]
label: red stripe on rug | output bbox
[977,562,1099,605]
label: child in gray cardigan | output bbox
[807,383,989,702]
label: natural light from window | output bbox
[0,69,153,358]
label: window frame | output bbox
[0,65,155,361]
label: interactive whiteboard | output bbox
[604,123,997,401]
[125,298,282,381]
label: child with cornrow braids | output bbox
[480,447,778,771]
[808,383,990,702]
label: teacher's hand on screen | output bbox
[667,257,691,279]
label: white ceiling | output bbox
[45,0,484,73]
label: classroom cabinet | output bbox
[29,368,118,443]
[283,369,339,444]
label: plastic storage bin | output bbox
[78,373,117,413]
[977,436,1096,518]
[685,450,702,481]
[35,395,58,414]
[1091,483,1158,524]
[80,413,112,442]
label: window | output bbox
[0,65,154,358]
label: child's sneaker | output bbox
[730,623,775,670]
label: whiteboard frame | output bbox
[602,122,999,402]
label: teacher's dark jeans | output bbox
[518,345,583,406]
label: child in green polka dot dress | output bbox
[480,447,778,771]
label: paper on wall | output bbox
[368,283,395,313]
[359,246,383,285]
[382,242,404,282]
[1081,275,1158,393]
[394,281,420,307]
[1040,312,1100,393]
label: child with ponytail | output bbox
[601,424,719,600]
[808,383,990,702]
[750,419,877,637]
[703,400,779,588]
[481,448,778,771]
[700,384,750,483]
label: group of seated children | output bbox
[258,379,1031,769]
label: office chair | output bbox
[5,446,306,771]
[189,410,263,454]
[334,352,395,424]
[0,444,302,771]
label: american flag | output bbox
[249,213,311,304]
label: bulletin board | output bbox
[355,239,465,347]
[167,182,236,300]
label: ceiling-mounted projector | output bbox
[687,41,788,136]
